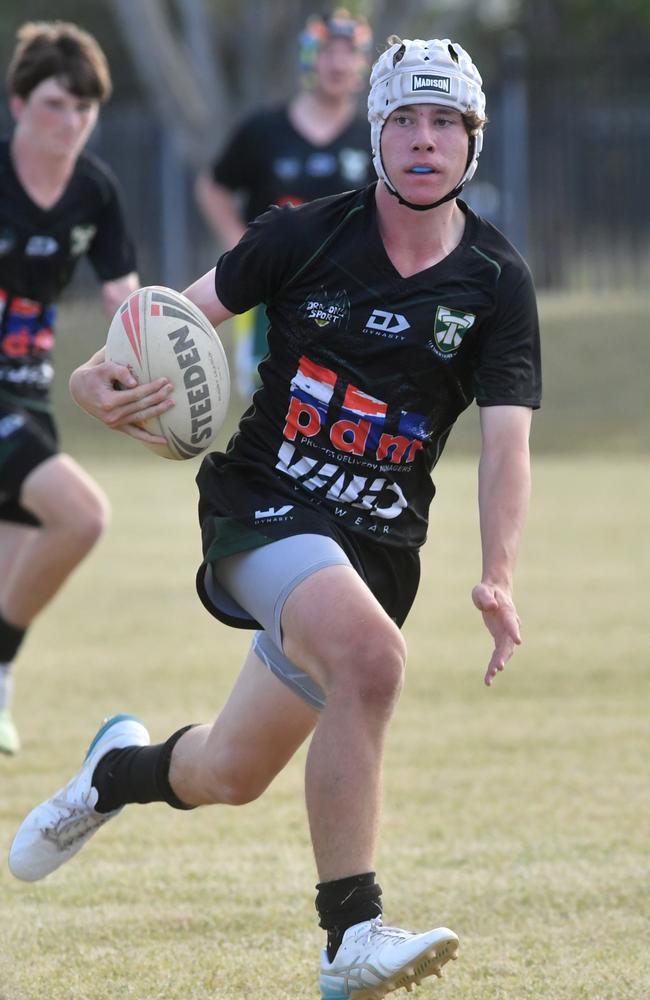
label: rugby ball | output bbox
[106,285,230,460]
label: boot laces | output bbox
[362,917,412,946]
[42,788,108,850]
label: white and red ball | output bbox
[106,285,230,460]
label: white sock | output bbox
[0,663,13,711]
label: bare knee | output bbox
[21,457,110,552]
[48,489,109,556]
[328,624,407,713]
[72,488,110,549]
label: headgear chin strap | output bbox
[381,135,478,212]
[368,38,486,211]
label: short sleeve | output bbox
[87,176,137,281]
[473,261,542,409]
[211,114,262,192]
[214,205,300,314]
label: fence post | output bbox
[160,132,190,289]
[500,33,530,259]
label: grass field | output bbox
[1,296,649,999]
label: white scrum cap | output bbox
[367,38,486,196]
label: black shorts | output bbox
[195,459,421,631]
[0,394,58,526]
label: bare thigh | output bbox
[281,564,406,695]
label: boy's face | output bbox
[379,104,469,206]
[10,76,100,159]
[314,37,367,100]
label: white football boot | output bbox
[8,713,149,881]
[319,917,459,999]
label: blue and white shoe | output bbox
[319,917,459,999]
[8,713,149,882]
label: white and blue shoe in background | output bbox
[319,917,459,999]
[0,707,20,755]
[8,713,149,881]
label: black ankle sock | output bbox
[92,725,197,813]
[0,611,26,662]
[316,872,383,962]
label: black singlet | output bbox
[199,184,542,551]
[211,105,373,222]
[0,139,136,402]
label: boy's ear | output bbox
[9,95,25,122]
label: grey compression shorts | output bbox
[203,533,353,710]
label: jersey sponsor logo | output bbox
[284,355,427,466]
[339,148,370,184]
[276,355,432,523]
[0,361,53,389]
[299,289,349,329]
[430,305,476,356]
[0,227,16,256]
[0,413,25,439]
[276,441,408,521]
[70,224,97,257]
[278,354,428,521]
[273,156,301,180]
[0,297,56,362]
[25,236,59,257]
[306,152,337,177]
[277,195,305,208]
[364,309,410,336]
[254,504,293,520]
[411,73,451,94]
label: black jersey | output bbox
[211,105,373,222]
[201,184,541,550]
[0,139,136,400]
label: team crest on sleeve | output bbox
[430,306,476,357]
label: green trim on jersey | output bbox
[285,205,365,289]
[470,244,502,278]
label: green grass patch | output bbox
[1,453,649,998]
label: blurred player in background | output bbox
[0,22,140,754]
[11,35,542,1000]
[195,8,374,398]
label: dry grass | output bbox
[1,451,649,999]
[1,292,649,997]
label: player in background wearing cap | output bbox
[11,36,541,1000]
[0,22,141,755]
[195,8,374,399]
